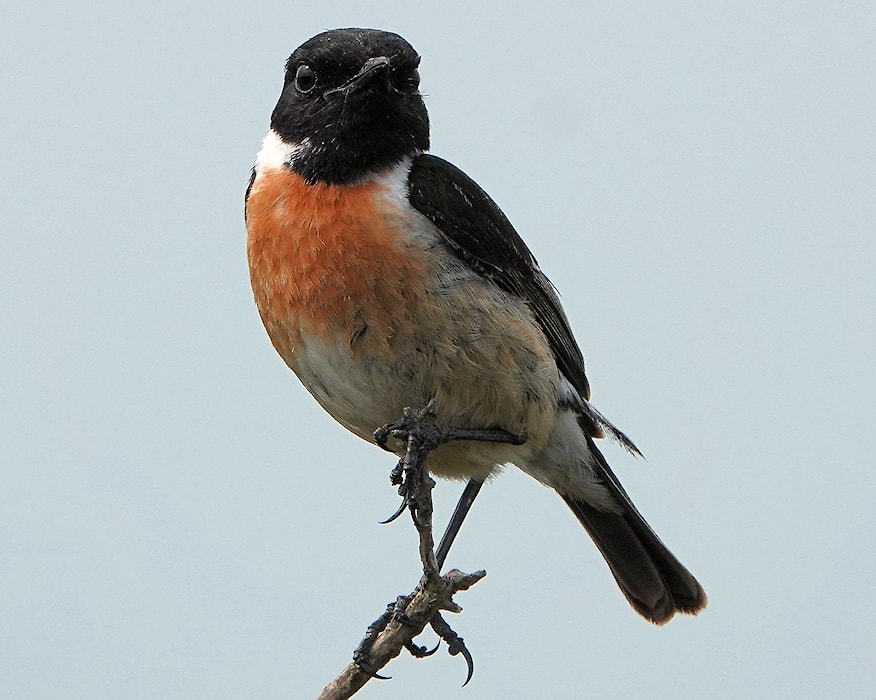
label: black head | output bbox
[270,28,430,185]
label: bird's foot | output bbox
[375,403,526,455]
[430,611,475,687]
[375,405,525,526]
[352,600,398,680]
[354,573,483,685]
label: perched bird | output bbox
[246,28,706,624]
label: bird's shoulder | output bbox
[406,153,592,402]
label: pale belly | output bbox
[288,276,562,480]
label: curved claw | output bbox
[455,643,475,687]
[421,641,441,657]
[353,645,392,680]
[432,612,476,686]
[378,500,408,525]
[403,639,441,659]
[355,659,391,681]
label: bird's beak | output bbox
[324,56,391,98]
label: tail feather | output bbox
[564,437,707,624]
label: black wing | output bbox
[407,153,591,401]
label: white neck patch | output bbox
[255,130,308,172]
[372,156,414,208]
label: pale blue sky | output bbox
[2,2,874,698]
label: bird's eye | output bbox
[392,66,420,92]
[294,64,316,93]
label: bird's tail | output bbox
[563,437,707,624]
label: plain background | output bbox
[2,1,874,698]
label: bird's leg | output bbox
[376,405,442,528]
[426,480,484,686]
[435,478,483,570]
[369,407,524,683]
[375,404,523,528]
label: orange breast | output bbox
[245,167,428,366]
